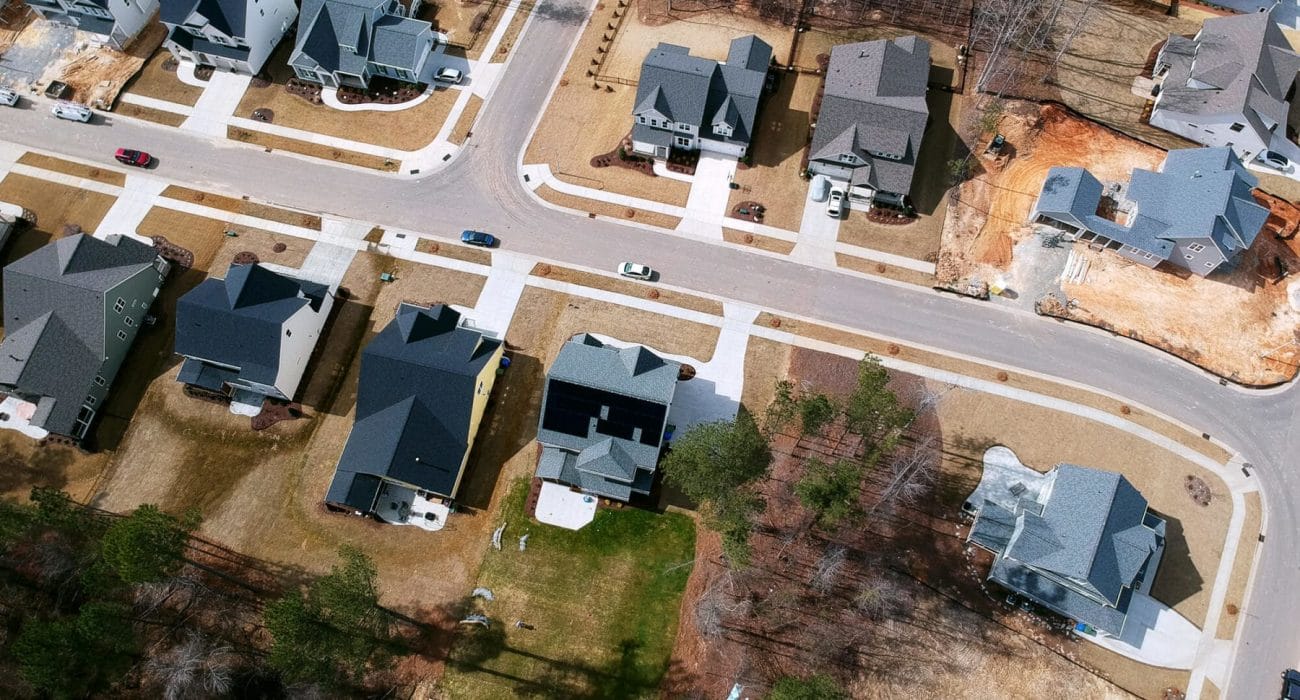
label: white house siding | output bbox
[272,293,335,400]
[808,160,854,181]
[1149,108,1269,164]
[246,0,297,74]
[105,0,158,49]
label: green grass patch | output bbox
[440,479,696,699]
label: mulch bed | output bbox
[162,57,179,72]
[250,108,273,123]
[233,252,259,265]
[285,78,323,104]
[151,235,195,270]
[194,65,215,81]
[1184,475,1212,506]
[249,76,271,89]
[336,77,425,106]
[866,208,916,225]
[251,400,303,431]
[590,133,656,176]
[666,147,698,176]
[183,385,231,405]
[678,364,696,381]
[525,477,543,519]
[729,200,765,223]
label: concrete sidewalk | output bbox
[181,70,251,137]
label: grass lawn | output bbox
[448,94,484,146]
[120,49,205,106]
[17,153,126,186]
[112,101,188,127]
[534,263,723,317]
[227,126,400,171]
[0,174,117,234]
[440,478,696,699]
[724,71,818,233]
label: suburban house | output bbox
[1150,8,1300,167]
[173,263,335,403]
[160,0,298,75]
[1029,147,1269,276]
[0,234,169,442]
[630,35,773,159]
[325,303,503,528]
[24,0,158,49]
[807,36,931,204]
[289,0,436,89]
[535,334,680,502]
[966,463,1166,637]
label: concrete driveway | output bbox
[676,152,737,239]
[1084,592,1200,669]
[791,180,839,266]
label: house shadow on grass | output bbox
[748,71,811,170]
[300,296,376,417]
[454,351,545,513]
[1147,512,1203,612]
[912,84,962,217]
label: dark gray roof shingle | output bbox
[632,35,771,147]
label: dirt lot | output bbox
[0,174,117,234]
[236,41,458,152]
[667,348,1143,699]
[23,22,163,107]
[120,48,205,107]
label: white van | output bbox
[0,87,18,107]
[51,103,92,122]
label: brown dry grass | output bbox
[939,101,1163,285]
[608,0,789,79]
[724,72,818,232]
[489,1,532,63]
[533,184,682,230]
[838,213,945,262]
[936,388,1230,629]
[0,431,111,504]
[414,237,493,266]
[1215,491,1262,640]
[836,252,935,287]
[135,207,306,272]
[423,0,504,60]
[17,153,126,186]
[161,186,322,229]
[534,262,724,316]
[112,101,188,127]
[722,228,795,255]
[0,174,117,234]
[120,48,205,106]
[791,25,957,72]
[227,126,400,171]
[369,254,487,320]
[447,94,483,145]
[753,310,1232,464]
[739,335,791,415]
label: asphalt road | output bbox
[1,1,1297,695]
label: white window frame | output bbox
[1187,243,1205,253]
[124,316,135,327]
[116,330,128,340]
[113,297,126,313]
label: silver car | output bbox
[826,188,846,218]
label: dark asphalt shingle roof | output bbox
[632,35,771,147]
[291,0,433,76]
[174,264,320,388]
[0,234,160,436]
[809,36,930,195]
[329,303,500,503]
[547,333,679,403]
[161,0,247,36]
[1033,148,1267,261]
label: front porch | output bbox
[374,481,451,532]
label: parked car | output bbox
[1284,669,1300,700]
[460,230,497,247]
[826,187,845,218]
[114,148,152,167]
[1261,150,1292,172]
[435,67,464,84]
[809,174,830,203]
[0,87,18,107]
[51,103,92,122]
[618,262,654,280]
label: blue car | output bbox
[461,230,497,247]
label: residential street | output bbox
[0,0,1297,696]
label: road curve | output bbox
[0,1,1296,695]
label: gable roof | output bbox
[291,0,432,75]
[632,35,771,146]
[160,0,247,36]
[174,264,325,387]
[1155,9,1300,142]
[1033,147,1267,260]
[329,303,501,501]
[810,36,931,195]
[547,333,680,403]
[0,234,160,436]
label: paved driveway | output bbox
[676,152,737,239]
[791,181,838,265]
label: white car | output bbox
[0,87,18,107]
[618,262,654,280]
[1261,150,1292,173]
[826,187,845,218]
[435,67,464,84]
[51,103,92,122]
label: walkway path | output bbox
[181,70,251,137]
[676,153,737,240]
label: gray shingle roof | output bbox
[161,0,246,37]
[328,303,501,504]
[0,234,160,437]
[1033,147,1267,261]
[174,263,320,388]
[291,0,432,77]
[632,35,771,147]
[1155,9,1300,144]
[547,333,679,403]
[970,463,1166,635]
[809,36,930,196]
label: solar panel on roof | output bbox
[543,380,668,445]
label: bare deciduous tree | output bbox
[854,573,914,619]
[145,632,236,700]
[868,435,939,519]
[810,546,847,595]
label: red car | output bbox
[114,148,152,167]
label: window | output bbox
[124,316,135,327]
[1229,122,1245,132]
[1143,252,1154,260]
[637,115,646,124]
[1184,254,1194,260]
[113,297,125,313]
[286,329,292,337]
[116,330,127,340]
[1187,243,1205,252]
[86,396,97,407]
[94,376,106,387]
[676,136,690,146]
[1204,261,1214,268]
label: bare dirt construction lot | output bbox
[40,22,163,108]
[940,100,1300,385]
[667,347,1161,699]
